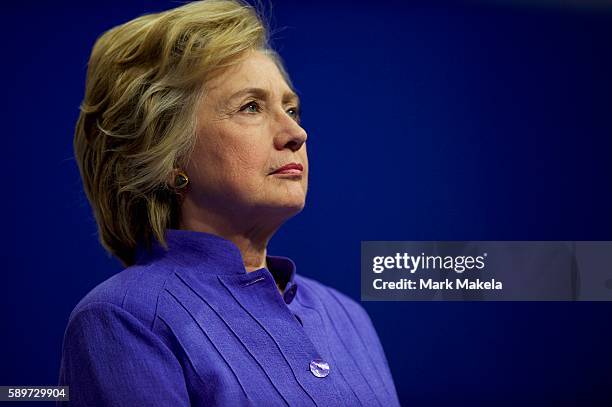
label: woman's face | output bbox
[184,50,308,226]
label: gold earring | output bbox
[174,171,189,189]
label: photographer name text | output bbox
[371,252,503,291]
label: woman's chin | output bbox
[254,198,306,220]
[274,198,306,214]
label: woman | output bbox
[59,1,400,405]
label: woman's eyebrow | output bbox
[228,87,300,105]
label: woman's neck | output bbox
[179,212,279,273]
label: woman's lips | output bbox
[271,163,303,175]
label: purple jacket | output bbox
[59,229,400,406]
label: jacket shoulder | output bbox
[69,262,174,330]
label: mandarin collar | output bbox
[135,228,297,294]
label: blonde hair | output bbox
[74,0,284,266]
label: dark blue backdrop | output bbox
[2,0,611,405]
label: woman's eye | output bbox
[240,101,260,113]
[287,107,300,119]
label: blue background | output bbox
[2,0,611,405]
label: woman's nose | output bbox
[274,111,307,152]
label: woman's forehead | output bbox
[206,51,293,99]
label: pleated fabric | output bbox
[59,229,400,406]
